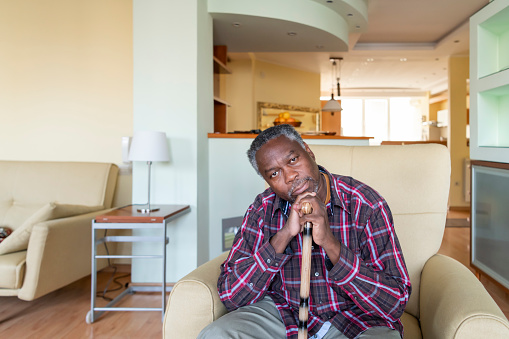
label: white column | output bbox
[132,0,213,282]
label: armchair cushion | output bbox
[0,203,103,255]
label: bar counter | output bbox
[208,133,372,141]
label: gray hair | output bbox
[247,124,306,176]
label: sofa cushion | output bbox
[0,251,26,289]
[0,202,49,232]
[0,203,102,255]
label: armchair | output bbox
[164,144,509,338]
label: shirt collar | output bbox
[318,165,348,214]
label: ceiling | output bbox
[212,0,490,97]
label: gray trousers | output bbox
[198,296,401,339]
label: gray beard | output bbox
[287,177,319,203]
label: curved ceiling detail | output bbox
[208,0,368,52]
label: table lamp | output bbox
[128,131,170,213]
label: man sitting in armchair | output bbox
[199,124,411,339]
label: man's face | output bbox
[255,136,320,203]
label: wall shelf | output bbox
[470,0,509,163]
[470,0,509,294]
[477,4,509,78]
[213,45,231,133]
[213,56,231,74]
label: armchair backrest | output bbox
[310,144,451,318]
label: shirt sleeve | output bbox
[327,199,412,323]
[217,200,292,311]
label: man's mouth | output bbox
[291,180,309,196]
[288,177,317,200]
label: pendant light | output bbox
[322,57,343,112]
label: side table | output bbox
[86,204,190,323]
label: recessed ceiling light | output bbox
[232,22,241,28]
[316,45,324,49]
[400,58,407,62]
[287,31,297,36]
[454,40,460,43]
[327,0,333,3]
[347,13,353,16]
[356,25,361,29]
[367,58,374,62]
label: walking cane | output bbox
[298,202,313,339]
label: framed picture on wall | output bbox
[257,102,320,133]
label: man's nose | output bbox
[284,168,298,183]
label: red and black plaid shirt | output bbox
[218,166,411,339]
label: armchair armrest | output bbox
[164,252,229,339]
[18,209,113,301]
[420,254,509,338]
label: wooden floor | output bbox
[0,268,165,339]
[1,211,508,338]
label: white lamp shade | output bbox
[128,131,170,162]
[322,98,343,112]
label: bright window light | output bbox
[341,96,425,144]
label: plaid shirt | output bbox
[218,166,411,339]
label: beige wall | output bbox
[0,0,133,207]
[430,100,448,122]
[225,58,321,132]
[224,58,255,131]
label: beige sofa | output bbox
[0,161,118,300]
[164,144,509,338]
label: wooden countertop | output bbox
[208,133,372,140]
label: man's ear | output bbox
[304,142,316,160]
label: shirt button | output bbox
[314,272,319,277]
[249,282,253,286]
[267,259,271,264]
[311,245,314,250]
[275,262,278,266]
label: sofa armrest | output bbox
[164,252,229,339]
[18,209,113,301]
[420,254,509,338]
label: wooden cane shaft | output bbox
[298,202,313,339]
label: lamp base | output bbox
[137,207,160,213]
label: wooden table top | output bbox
[95,204,190,223]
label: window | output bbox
[341,97,425,144]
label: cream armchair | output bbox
[164,144,509,338]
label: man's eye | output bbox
[290,157,297,163]
[270,171,279,178]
